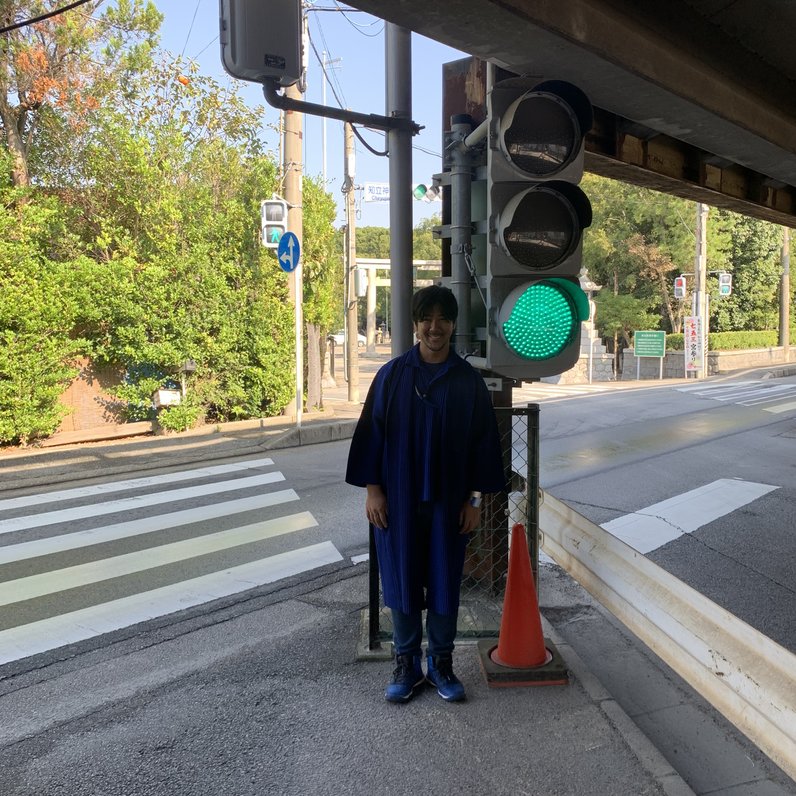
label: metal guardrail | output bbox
[539,490,796,781]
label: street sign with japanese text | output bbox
[684,316,703,372]
[633,330,666,358]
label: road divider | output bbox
[539,489,796,781]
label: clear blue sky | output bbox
[154,0,467,227]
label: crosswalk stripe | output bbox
[675,381,757,393]
[0,471,285,536]
[0,541,343,666]
[0,511,318,607]
[715,385,795,402]
[763,400,796,414]
[602,479,778,553]
[0,457,276,512]
[0,489,300,566]
[736,385,796,404]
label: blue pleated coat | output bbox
[345,344,506,615]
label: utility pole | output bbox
[693,202,709,376]
[322,52,327,184]
[781,226,791,361]
[344,121,360,402]
[284,83,304,423]
[385,24,413,355]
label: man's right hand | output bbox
[365,484,388,529]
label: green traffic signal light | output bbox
[499,279,590,360]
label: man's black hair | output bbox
[411,285,458,324]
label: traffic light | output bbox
[718,272,732,296]
[261,199,288,249]
[485,79,593,379]
[674,275,687,299]
[219,0,302,87]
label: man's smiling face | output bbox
[414,305,455,362]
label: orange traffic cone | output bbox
[490,523,552,668]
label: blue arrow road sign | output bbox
[277,232,300,273]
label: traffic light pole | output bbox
[385,24,414,355]
[450,115,475,355]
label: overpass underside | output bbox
[347,0,796,226]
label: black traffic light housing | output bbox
[485,78,593,380]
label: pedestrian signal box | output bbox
[261,199,288,249]
[718,272,732,296]
[674,276,687,300]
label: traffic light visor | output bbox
[500,91,580,178]
[498,183,591,271]
[498,279,589,360]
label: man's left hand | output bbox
[459,502,481,535]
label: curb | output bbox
[0,415,360,495]
[543,619,697,796]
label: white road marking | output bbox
[0,472,285,536]
[0,457,276,512]
[0,490,300,565]
[602,479,779,554]
[675,381,756,393]
[763,400,796,414]
[0,541,343,665]
[0,512,318,607]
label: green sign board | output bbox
[634,330,666,358]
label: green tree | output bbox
[709,210,782,332]
[0,0,161,187]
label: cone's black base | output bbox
[477,638,569,687]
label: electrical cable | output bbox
[308,30,346,110]
[352,124,387,157]
[333,1,383,36]
[191,35,219,61]
[309,29,387,157]
[181,0,203,57]
[313,13,348,107]
[0,0,94,34]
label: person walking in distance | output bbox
[346,285,505,702]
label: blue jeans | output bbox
[391,608,458,658]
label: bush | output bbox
[156,402,203,433]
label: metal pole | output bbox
[781,227,790,361]
[321,51,327,184]
[528,404,540,591]
[344,122,359,402]
[695,203,709,378]
[450,115,474,355]
[368,526,381,649]
[385,23,413,356]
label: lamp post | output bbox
[180,359,197,400]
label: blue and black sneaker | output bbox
[385,654,425,703]
[426,654,465,701]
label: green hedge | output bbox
[641,330,796,352]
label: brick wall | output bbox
[56,359,126,433]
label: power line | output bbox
[182,0,203,57]
[332,1,383,36]
[0,0,95,34]
[312,13,347,108]
[308,30,346,110]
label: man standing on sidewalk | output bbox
[346,285,505,703]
